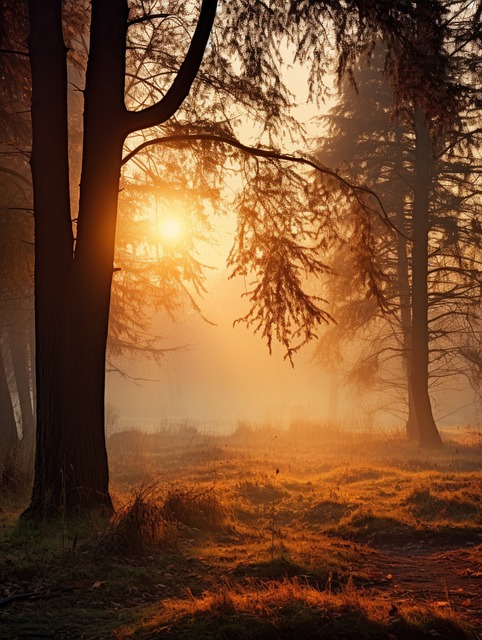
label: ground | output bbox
[1,424,481,639]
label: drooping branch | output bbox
[124,0,217,133]
[122,132,404,237]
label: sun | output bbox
[158,216,183,242]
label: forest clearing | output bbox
[1,425,481,639]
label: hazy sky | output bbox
[106,254,340,431]
[105,55,478,434]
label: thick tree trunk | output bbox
[48,0,130,512]
[410,108,443,448]
[26,0,128,514]
[26,0,216,515]
[26,0,76,516]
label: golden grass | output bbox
[116,577,476,640]
[1,427,480,639]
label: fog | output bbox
[106,261,480,437]
[106,267,343,433]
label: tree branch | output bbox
[124,0,217,133]
[127,13,169,27]
[0,165,31,185]
[122,132,406,238]
[0,48,29,57]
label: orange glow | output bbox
[158,216,183,242]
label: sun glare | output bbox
[158,216,183,242]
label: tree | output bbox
[26,0,217,515]
[0,0,36,481]
[316,5,482,447]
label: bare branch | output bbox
[0,165,31,185]
[127,13,170,27]
[124,0,217,133]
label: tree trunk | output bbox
[405,383,418,440]
[9,320,35,473]
[0,343,19,485]
[26,0,129,514]
[410,108,443,448]
[26,0,76,516]
[26,0,216,515]
[393,124,418,440]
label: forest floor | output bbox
[1,424,481,639]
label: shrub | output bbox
[162,486,226,531]
[98,483,176,555]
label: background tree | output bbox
[315,5,482,446]
[0,0,35,482]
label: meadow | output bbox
[1,422,481,639]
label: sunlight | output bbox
[158,216,183,242]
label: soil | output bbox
[362,540,482,634]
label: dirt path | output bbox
[363,543,482,634]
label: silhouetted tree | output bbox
[25,0,217,515]
[317,4,482,447]
[0,0,35,480]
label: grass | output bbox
[116,578,476,640]
[0,426,481,639]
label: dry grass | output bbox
[97,483,177,555]
[117,577,476,640]
[162,486,227,531]
[1,426,481,639]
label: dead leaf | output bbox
[386,573,393,580]
[434,601,450,608]
[461,599,472,607]
[92,580,102,589]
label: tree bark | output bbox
[410,108,443,448]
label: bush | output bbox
[162,486,226,531]
[98,483,176,555]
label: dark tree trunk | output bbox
[26,0,76,516]
[49,0,130,512]
[410,108,443,448]
[26,0,127,514]
[25,0,216,515]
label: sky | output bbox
[105,47,480,436]
[106,227,342,433]
[105,57,341,433]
